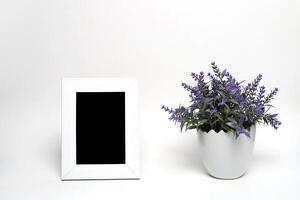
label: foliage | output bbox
[162,62,281,137]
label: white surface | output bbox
[61,78,140,180]
[0,0,300,199]
[198,126,256,179]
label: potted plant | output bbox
[162,62,281,179]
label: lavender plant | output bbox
[162,62,281,137]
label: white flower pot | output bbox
[197,125,256,179]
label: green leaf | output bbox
[224,104,230,114]
[218,90,227,98]
[187,125,197,130]
[230,98,239,105]
[221,124,232,132]
[215,113,223,121]
[227,117,237,123]
[198,119,208,125]
[265,104,275,108]
[226,122,237,129]
[263,117,269,125]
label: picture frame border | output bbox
[61,78,140,180]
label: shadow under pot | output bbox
[197,125,256,179]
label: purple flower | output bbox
[162,62,281,136]
[236,127,250,137]
[225,84,238,94]
[256,86,266,104]
[255,105,265,116]
[246,74,263,95]
[253,74,263,88]
[252,86,266,117]
[265,88,279,103]
[268,114,281,129]
[221,69,229,77]
[191,72,205,83]
[161,105,180,123]
[206,108,217,114]
[269,88,278,99]
[182,82,193,91]
[271,113,278,118]
[161,105,173,114]
[239,114,248,124]
[207,73,218,94]
[169,110,180,122]
[218,98,227,106]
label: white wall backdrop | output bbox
[1,0,300,199]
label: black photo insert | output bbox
[76,92,126,164]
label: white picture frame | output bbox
[61,78,140,180]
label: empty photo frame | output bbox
[61,78,140,180]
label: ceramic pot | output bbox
[197,125,256,179]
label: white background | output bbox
[0,0,300,199]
